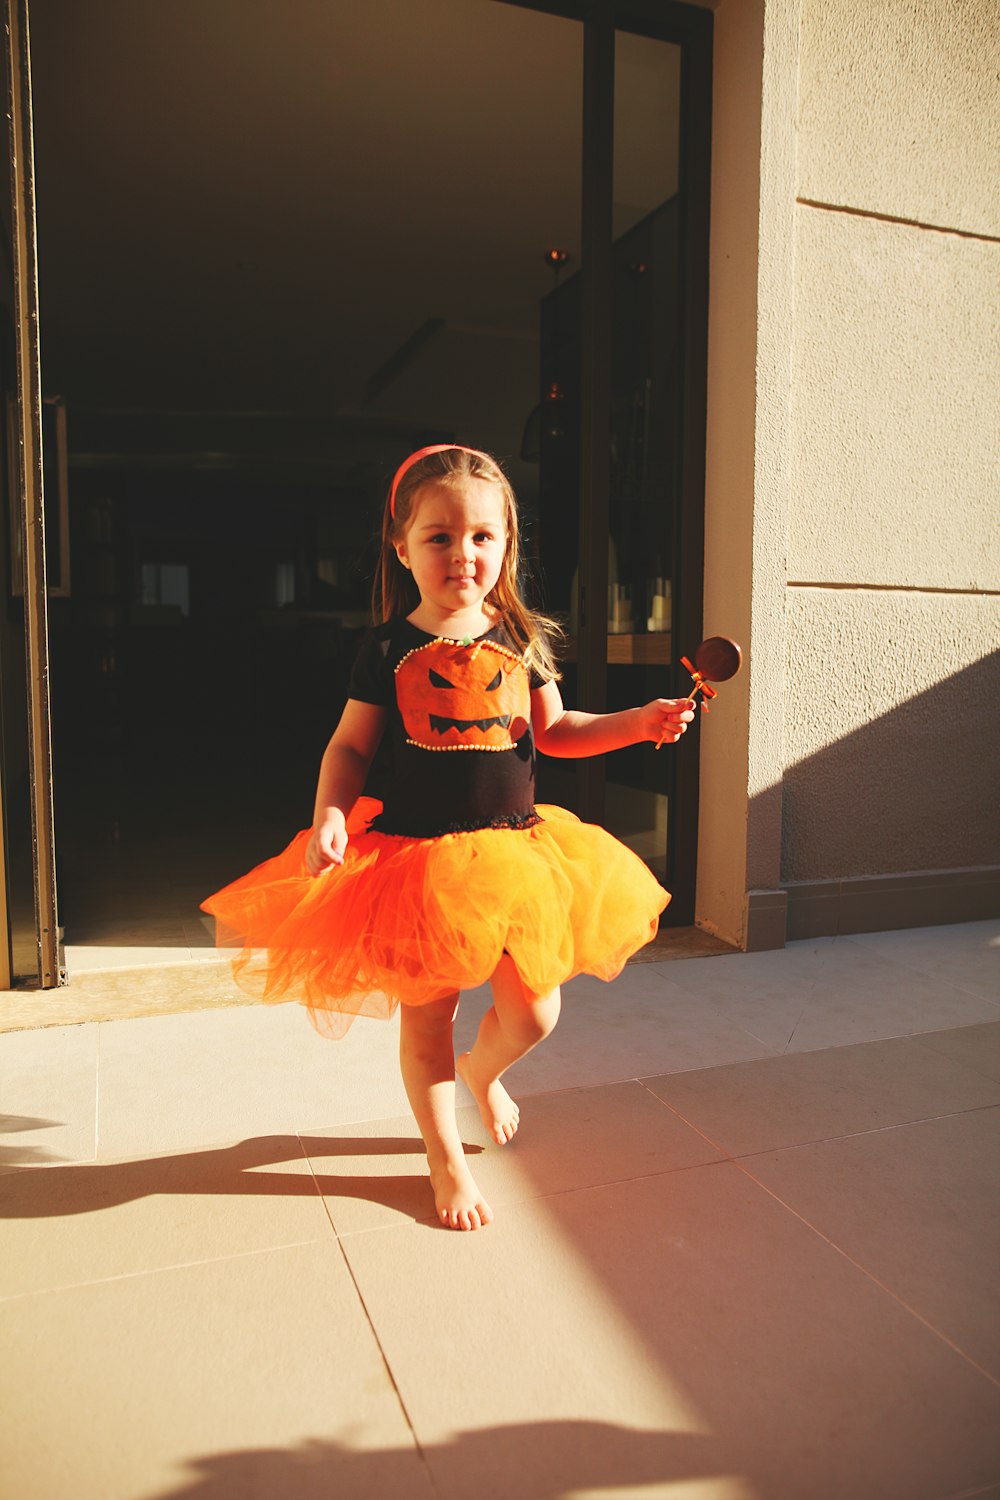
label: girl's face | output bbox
[395,477,507,622]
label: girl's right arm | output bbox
[305,699,387,876]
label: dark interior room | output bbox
[24,0,685,960]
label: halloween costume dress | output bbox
[202,620,669,1036]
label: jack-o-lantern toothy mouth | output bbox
[429,713,512,736]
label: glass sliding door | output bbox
[528,0,711,921]
[601,29,682,886]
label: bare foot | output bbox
[428,1152,493,1231]
[457,1051,521,1145]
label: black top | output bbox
[348,619,545,837]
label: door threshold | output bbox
[1,925,737,1033]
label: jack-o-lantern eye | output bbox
[429,668,455,688]
[486,670,502,691]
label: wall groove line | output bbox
[796,197,1000,246]
[787,582,1000,597]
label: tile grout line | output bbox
[837,935,1000,1012]
[733,1158,1000,1391]
[327,1155,735,1244]
[935,1485,1000,1500]
[904,1032,1000,1089]
[333,1234,440,1496]
[298,1132,440,1496]
[636,1083,1000,1391]
[729,1101,1000,1161]
[0,1238,328,1305]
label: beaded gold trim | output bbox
[393,636,528,676]
[404,737,514,751]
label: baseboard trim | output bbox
[784,866,1000,942]
[743,867,1000,950]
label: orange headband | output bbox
[389,444,494,517]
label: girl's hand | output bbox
[645,698,697,746]
[305,811,348,876]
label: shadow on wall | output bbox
[781,649,1000,884]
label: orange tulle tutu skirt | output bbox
[201,798,669,1037]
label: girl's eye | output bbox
[429,669,455,688]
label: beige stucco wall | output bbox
[788,210,1000,591]
[784,0,1000,884]
[697,0,1000,944]
[783,590,1000,879]
[796,0,1000,239]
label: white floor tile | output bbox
[643,1034,1000,1157]
[341,1164,1000,1500]
[0,1241,430,1500]
[845,920,1000,1003]
[910,1021,1000,1084]
[95,1002,411,1157]
[746,1108,1000,1380]
[0,1136,334,1298]
[0,1022,98,1173]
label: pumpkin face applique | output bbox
[395,638,530,751]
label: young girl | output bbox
[202,445,694,1231]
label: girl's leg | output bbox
[398,993,493,1232]
[457,954,561,1145]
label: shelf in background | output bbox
[562,632,671,665]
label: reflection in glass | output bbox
[604,32,682,880]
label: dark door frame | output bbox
[3,0,60,985]
[499,0,712,923]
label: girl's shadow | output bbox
[0,1132,484,1226]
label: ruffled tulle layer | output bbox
[201,798,669,1037]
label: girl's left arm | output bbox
[531,679,695,757]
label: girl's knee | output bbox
[400,993,460,1037]
[501,987,561,1047]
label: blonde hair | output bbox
[373,447,563,681]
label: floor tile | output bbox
[449,968,773,1097]
[910,1021,1000,1084]
[745,1108,1000,1380]
[0,1136,334,1298]
[305,1080,725,1234]
[779,941,1000,1051]
[0,1241,431,1500]
[95,1002,411,1157]
[0,1023,98,1173]
[340,1164,1000,1500]
[656,938,841,1007]
[642,1035,1000,1157]
[662,935,1000,1053]
[846,920,1000,1004]
[65,943,199,972]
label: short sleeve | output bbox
[347,628,392,706]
